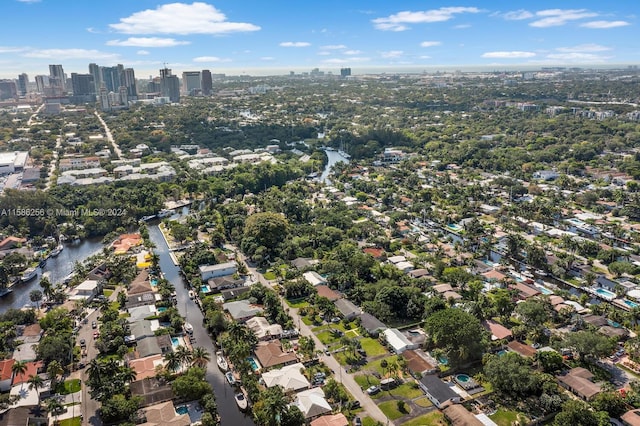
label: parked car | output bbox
[79,339,86,347]
[366,386,380,395]
[91,321,97,329]
[93,331,99,339]
[353,416,362,426]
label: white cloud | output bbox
[530,9,597,28]
[373,6,480,31]
[419,55,432,59]
[0,46,26,54]
[317,51,331,56]
[137,50,150,55]
[110,2,260,35]
[453,24,471,29]
[260,57,275,61]
[107,37,190,47]
[420,41,441,47]
[580,20,630,29]
[86,27,101,34]
[23,48,120,60]
[320,45,347,50]
[344,50,363,55]
[193,56,230,62]
[279,41,311,47]
[481,51,536,58]
[556,43,611,53]
[502,10,534,20]
[381,50,403,58]
[546,52,610,62]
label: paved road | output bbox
[94,111,122,159]
[227,245,389,425]
[150,226,255,426]
[77,306,104,426]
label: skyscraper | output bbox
[17,74,28,96]
[182,71,201,95]
[101,66,121,93]
[35,75,49,93]
[89,63,102,93]
[340,68,351,78]
[201,69,212,96]
[121,68,137,98]
[48,64,66,92]
[70,73,96,103]
[0,80,18,101]
[160,68,180,102]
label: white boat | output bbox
[21,267,39,282]
[216,351,228,372]
[225,371,236,385]
[157,209,174,218]
[49,245,63,257]
[234,391,248,411]
[183,322,193,334]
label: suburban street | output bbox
[94,111,122,159]
[227,244,389,425]
[77,306,104,426]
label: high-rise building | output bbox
[121,68,137,98]
[201,70,212,96]
[101,66,121,93]
[99,86,110,111]
[70,73,96,103]
[35,75,49,93]
[340,67,351,78]
[182,71,201,95]
[17,74,28,95]
[48,64,66,92]
[0,80,18,101]
[89,63,102,93]
[159,68,180,102]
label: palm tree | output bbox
[191,347,211,369]
[86,359,105,386]
[46,397,63,424]
[46,360,63,390]
[11,360,28,390]
[176,345,193,371]
[164,351,181,372]
[27,374,44,404]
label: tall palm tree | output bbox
[176,346,193,371]
[46,397,63,424]
[46,360,63,390]
[27,374,44,404]
[86,359,105,386]
[164,351,181,372]
[11,360,28,390]
[191,347,211,369]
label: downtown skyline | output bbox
[1,0,638,79]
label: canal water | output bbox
[0,238,105,311]
[320,149,350,184]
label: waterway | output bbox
[0,238,105,310]
[147,224,255,426]
[320,149,350,185]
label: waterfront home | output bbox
[246,316,283,341]
[199,261,237,281]
[223,300,263,322]
[139,400,191,426]
[68,279,100,301]
[130,377,174,407]
[294,388,332,420]
[261,362,310,392]
[254,340,298,369]
[128,354,165,381]
[310,413,349,426]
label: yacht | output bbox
[49,245,63,257]
[225,371,236,386]
[234,391,248,411]
[183,322,193,334]
[216,351,228,372]
[21,267,39,282]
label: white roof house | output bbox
[294,388,332,419]
[262,362,310,392]
[387,255,406,264]
[383,328,419,354]
[303,271,327,287]
[246,316,283,341]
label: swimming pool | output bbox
[247,357,260,371]
[171,337,180,347]
[447,224,462,232]
[200,285,210,293]
[624,299,639,309]
[534,283,553,295]
[438,356,448,365]
[594,287,616,300]
[157,307,167,313]
[150,278,158,286]
[175,405,188,415]
[456,374,471,383]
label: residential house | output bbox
[316,285,340,302]
[208,276,244,292]
[310,413,349,426]
[130,377,174,407]
[221,286,251,301]
[294,388,332,420]
[246,317,283,341]
[557,367,602,401]
[303,271,327,287]
[223,300,264,322]
[128,354,165,381]
[11,361,43,387]
[0,359,15,392]
[334,299,360,320]
[261,362,310,392]
[507,341,537,358]
[135,336,163,358]
[382,328,419,354]
[254,340,298,369]
[139,401,190,426]
[0,406,47,426]
[358,312,387,337]
[419,374,460,408]
[443,404,485,426]
[291,257,318,270]
[0,236,26,251]
[199,262,237,281]
[401,349,438,376]
[482,320,513,342]
[128,305,158,322]
[622,409,640,426]
[68,279,100,301]
[130,320,161,341]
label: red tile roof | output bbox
[0,359,15,381]
[12,361,43,386]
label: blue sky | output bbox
[1,0,637,78]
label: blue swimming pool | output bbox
[150,279,158,286]
[247,357,260,371]
[438,356,448,365]
[624,299,639,309]
[595,287,616,300]
[534,283,553,295]
[200,285,209,293]
[175,405,188,415]
[157,307,167,313]
[171,337,180,347]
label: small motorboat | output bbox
[225,371,236,386]
[216,351,228,372]
[234,391,248,411]
[21,267,38,282]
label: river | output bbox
[0,238,105,310]
[320,149,350,185]
[147,224,255,426]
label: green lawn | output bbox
[263,271,276,280]
[385,382,423,399]
[345,330,359,338]
[402,411,446,426]
[359,338,388,356]
[103,289,113,297]
[490,409,529,426]
[286,299,310,309]
[59,418,81,426]
[55,379,81,395]
[354,374,380,389]
[378,400,411,420]
[301,317,314,326]
[361,417,377,426]
[366,355,400,376]
[413,397,433,408]
[316,331,340,345]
